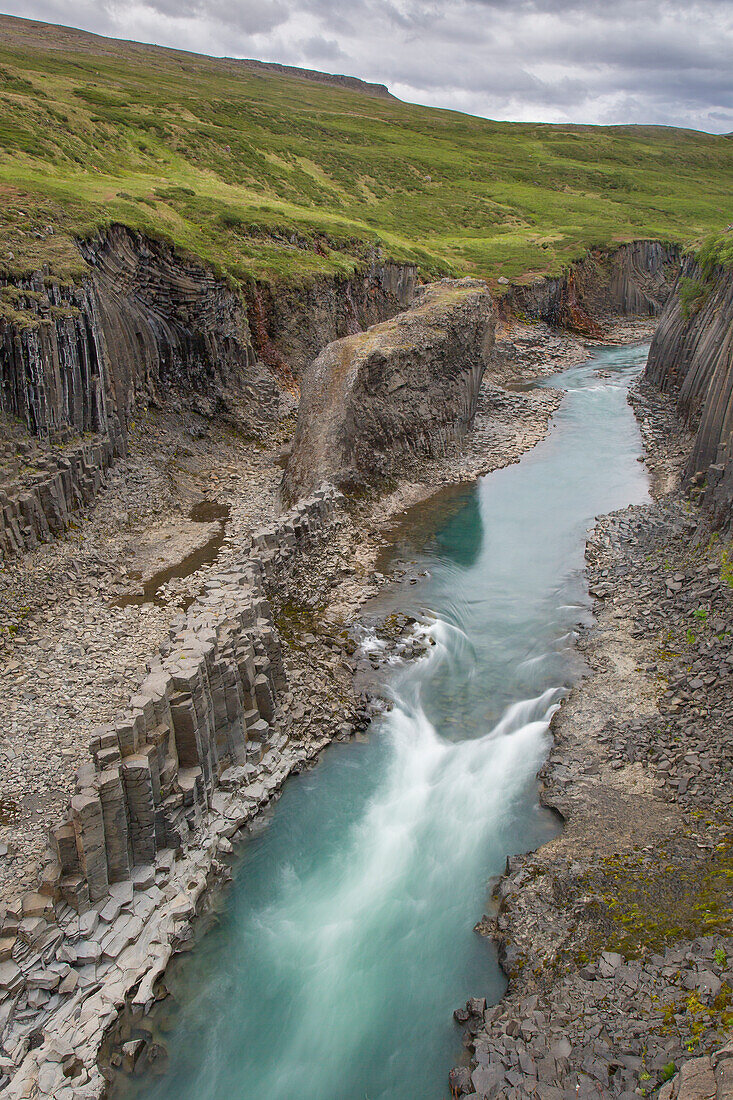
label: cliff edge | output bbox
[281,279,495,504]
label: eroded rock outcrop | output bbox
[646,258,733,526]
[282,278,495,503]
[0,422,125,559]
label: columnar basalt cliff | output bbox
[646,259,733,526]
[0,227,278,559]
[282,278,495,503]
[0,424,125,559]
[0,281,106,438]
[0,229,419,559]
[507,240,679,333]
[79,227,281,429]
[246,260,418,380]
[1,228,280,441]
[0,270,126,557]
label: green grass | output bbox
[678,225,733,316]
[0,14,731,287]
[695,228,733,273]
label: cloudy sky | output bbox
[4,0,733,133]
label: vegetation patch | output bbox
[581,834,733,960]
[0,16,731,284]
[679,226,733,317]
[273,597,327,649]
[679,275,712,319]
[694,226,733,275]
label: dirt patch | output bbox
[117,501,230,608]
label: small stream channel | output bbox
[113,344,651,1100]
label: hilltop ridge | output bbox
[0,13,730,285]
[0,14,394,99]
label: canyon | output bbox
[0,170,732,1100]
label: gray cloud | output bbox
[2,0,732,132]
[301,35,347,63]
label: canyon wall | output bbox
[282,278,495,503]
[79,227,281,431]
[0,232,681,559]
[1,232,417,443]
[245,259,418,381]
[1,227,281,441]
[0,229,418,559]
[645,258,733,526]
[507,240,679,333]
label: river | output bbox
[115,343,650,1100]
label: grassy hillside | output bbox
[0,14,731,288]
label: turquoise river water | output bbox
[117,344,651,1100]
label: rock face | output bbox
[507,240,679,332]
[247,260,418,380]
[0,425,125,559]
[1,226,280,440]
[80,226,281,430]
[0,225,280,558]
[282,278,495,503]
[0,227,418,558]
[645,259,733,526]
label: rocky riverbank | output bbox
[0,305,604,1098]
[0,308,586,904]
[451,352,733,1098]
[0,406,291,901]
